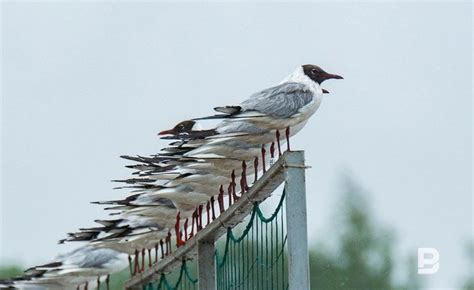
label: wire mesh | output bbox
[144,260,198,290]
[215,189,288,290]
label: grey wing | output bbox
[76,248,120,268]
[240,82,314,119]
[59,246,105,268]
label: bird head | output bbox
[158,120,196,136]
[302,64,343,84]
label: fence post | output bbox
[197,239,216,290]
[284,151,310,290]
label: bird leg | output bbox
[197,205,203,231]
[160,240,165,259]
[189,210,195,239]
[166,231,171,255]
[141,248,145,272]
[155,243,159,264]
[231,170,238,201]
[218,185,225,214]
[96,277,100,290]
[128,255,133,276]
[241,161,249,192]
[76,285,80,290]
[254,157,258,182]
[276,130,282,156]
[148,248,152,267]
[228,182,233,206]
[183,218,188,240]
[261,145,267,173]
[167,231,172,253]
[286,127,291,151]
[206,202,210,226]
[106,274,110,290]
[210,196,216,220]
[175,212,184,247]
[84,282,88,290]
[133,249,139,275]
[240,161,246,193]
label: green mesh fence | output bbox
[140,190,288,290]
[216,189,288,290]
[144,260,197,290]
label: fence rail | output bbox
[124,150,309,290]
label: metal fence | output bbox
[124,151,309,290]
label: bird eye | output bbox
[311,69,318,75]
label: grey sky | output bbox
[1,2,471,289]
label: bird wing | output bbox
[196,82,313,121]
[240,82,314,119]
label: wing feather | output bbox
[240,82,314,118]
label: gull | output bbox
[195,64,342,147]
[3,246,127,290]
[60,217,170,276]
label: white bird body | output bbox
[92,230,168,255]
[10,247,127,289]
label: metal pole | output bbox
[284,151,310,290]
[197,239,216,290]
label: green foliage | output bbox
[461,241,474,290]
[2,176,472,290]
[0,265,23,280]
[309,176,413,290]
[104,269,130,290]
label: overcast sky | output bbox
[1,2,471,289]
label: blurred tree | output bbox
[0,265,23,280]
[461,240,474,290]
[309,175,418,290]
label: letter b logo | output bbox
[418,248,440,275]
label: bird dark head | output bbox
[302,64,343,84]
[158,120,196,135]
[173,120,196,133]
